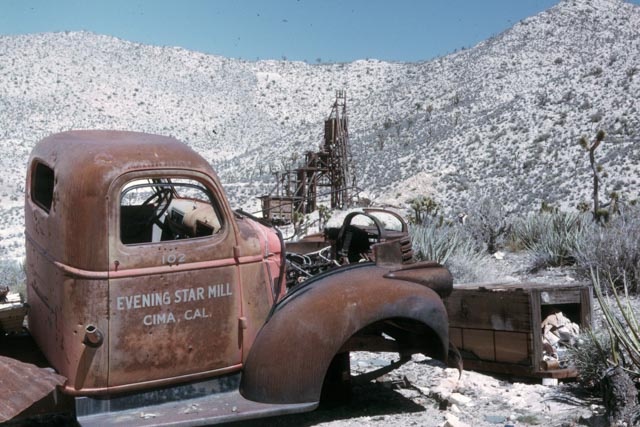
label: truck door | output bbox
[107,171,241,388]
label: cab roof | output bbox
[30,130,216,187]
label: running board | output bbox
[77,390,317,426]
[76,375,317,426]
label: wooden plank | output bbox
[444,289,531,332]
[495,331,530,364]
[461,329,495,361]
[530,289,543,373]
[539,289,582,305]
[462,359,577,378]
[580,287,593,329]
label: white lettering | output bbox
[174,289,186,303]
[143,312,176,325]
[117,292,170,310]
[208,283,232,298]
[117,284,231,326]
[184,308,209,321]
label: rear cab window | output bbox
[31,162,55,213]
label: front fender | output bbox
[240,263,449,404]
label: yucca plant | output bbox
[592,270,640,371]
[510,211,587,271]
[590,270,640,425]
[409,223,461,265]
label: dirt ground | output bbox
[237,251,609,427]
[238,353,603,427]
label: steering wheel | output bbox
[335,212,388,263]
[143,187,173,229]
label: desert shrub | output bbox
[0,258,26,299]
[575,207,640,292]
[509,211,588,271]
[567,330,612,391]
[462,197,511,253]
[445,243,499,284]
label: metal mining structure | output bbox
[260,90,354,225]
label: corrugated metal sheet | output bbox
[0,355,66,422]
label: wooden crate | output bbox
[444,282,592,378]
[0,293,28,334]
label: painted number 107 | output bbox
[162,253,186,265]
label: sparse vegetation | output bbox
[574,206,640,292]
[0,258,26,299]
[0,1,638,425]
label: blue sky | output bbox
[1,0,638,63]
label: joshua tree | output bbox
[579,130,606,222]
[408,195,440,225]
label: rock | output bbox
[484,414,506,424]
[416,385,431,395]
[579,414,608,427]
[370,358,391,367]
[441,413,470,427]
[449,392,472,406]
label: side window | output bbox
[32,162,55,213]
[120,178,223,245]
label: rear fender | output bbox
[240,264,449,404]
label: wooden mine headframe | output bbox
[260,90,355,225]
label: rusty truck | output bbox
[0,130,454,426]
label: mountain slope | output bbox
[1,0,639,258]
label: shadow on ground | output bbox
[223,381,428,427]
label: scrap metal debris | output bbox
[541,311,580,369]
[0,356,66,422]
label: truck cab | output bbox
[26,130,284,395]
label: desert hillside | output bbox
[0,0,639,258]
